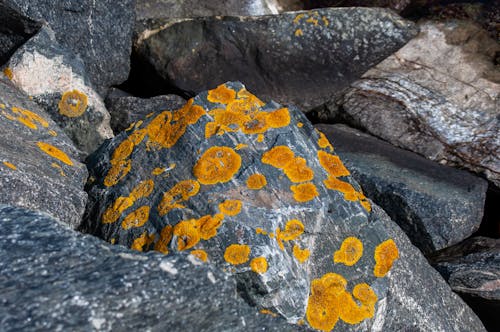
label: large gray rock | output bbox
[0,74,87,228]
[324,20,500,186]
[135,8,417,110]
[3,26,113,154]
[3,0,135,93]
[0,204,298,332]
[316,123,488,254]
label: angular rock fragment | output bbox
[0,204,297,332]
[316,124,488,254]
[135,8,417,110]
[0,75,87,228]
[3,26,114,154]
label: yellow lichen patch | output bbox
[190,249,208,262]
[51,162,66,177]
[236,88,265,107]
[322,16,330,26]
[334,237,363,266]
[317,131,334,152]
[130,179,155,200]
[152,167,166,175]
[250,257,268,274]
[257,134,265,142]
[3,67,13,80]
[104,159,131,187]
[295,29,304,37]
[224,244,251,265]
[283,157,314,183]
[128,128,148,145]
[293,245,310,263]
[112,139,135,164]
[280,219,305,241]
[131,231,155,252]
[193,146,241,185]
[174,220,200,251]
[306,17,319,26]
[374,239,399,277]
[246,173,267,190]
[291,183,319,202]
[293,13,305,24]
[218,199,242,216]
[360,198,372,212]
[262,146,294,169]
[157,179,200,216]
[58,90,88,117]
[323,177,358,201]
[154,225,173,254]
[259,309,278,317]
[11,107,49,130]
[2,161,17,170]
[256,227,267,235]
[207,84,236,104]
[297,122,304,128]
[338,283,377,324]
[267,108,290,128]
[36,142,73,166]
[196,214,224,240]
[102,197,134,224]
[121,206,150,230]
[48,130,58,137]
[318,151,350,177]
[235,143,248,150]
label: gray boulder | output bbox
[0,74,87,228]
[316,124,488,254]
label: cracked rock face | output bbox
[83,82,402,330]
[325,20,500,186]
[135,8,417,110]
[0,75,87,228]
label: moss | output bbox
[121,206,150,230]
[157,179,200,216]
[36,142,73,166]
[374,239,399,277]
[293,244,310,263]
[174,220,200,251]
[291,183,319,202]
[154,225,173,254]
[246,173,267,190]
[218,199,242,216]
[334,237,363,266]
[58,90,88,117]
[190,249,208,262]
[250,257,268,274]
[193,146,241,185]
[224,244,251,265]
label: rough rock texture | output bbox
[316,124,488,254]
[3,0,135,93]
[135,8,417,110]
[0,75,87,228]
[303,0,412,13]
[0,204,299,332]
[84,82,401,330]
[324,20,500,185]
[105,90,185,133]
[370,205,486,331]
[3,26,114,154]
[430,237,500,331]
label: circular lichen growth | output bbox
[193,146,242,185]
[224,244,251,265]
[218,199,242,216]
[293,245,310,263]
[374,239,399,277]
[318,150,350,177]
[250,257,268,274]
[334,237,364,266]
[121,206,150,230]
[246,173,267,190]
[261,146,294,169]
[196,214,224,240]
[191,249,208,262]
[291,183,319,202]
[174,220,200,251]
[58,90,88,117]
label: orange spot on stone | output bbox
[257,134,265,142]
[291,183,318,202]
[48,130,58,137]
[334,237,363,266]
[207,84,236,104]
[318,150,350,177]
[283,157,314,183]
[295,29,304,36]
[374,239,399,277]
[130,179,155,200]
[224,244,250,265]
[262,146,295,169]
[158,180,200,216]
[174,220,200,251]
[193,146,241,185]
[11,107,49,130]
[317,131,334,152]
[3,67,13,80]
[154,225,173,254]
[235,143,248,150]
[259,309,278,317]
[250,257,268,274]
[267,108,290,128]
[218,199,242,216]
[256,227,267,235]
[246,173,267,190]
[338,283,378,324]
[191,249,208,262]
[58,90,88,117]
[131,231,155,252]
[121,206,150,230]
[104,159,131,187]
[280,219,305,241]
[297,122,304,128]
[2,161,17,170]
[36,142,73,166]
[196,214,224,240]
[293,245,310,263]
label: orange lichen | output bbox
[322,16,330,26]
[291,183,319,202]
[103,197,134,225]
[128,128,147,145]
[218,199,242,216]
[236,88,265,107]
[174,220,201,251]
[157,179,200,216]
[250,257,268,274]
[246,173,267,190]
[267,108,291,128]
[323,177,358,201]
[190,249,208,262]
[193,146,241,185]
[338,283,377,324]
[262,146,295,169]
[257,134,265,142]
[283,157,314,183]
[154,225,173,254]
[48,130,58,137]
[224,244,251,265]
[3,67,13,80]
[2,161,17,170]
[260,309,278,317]
[256,227,267,235]
[121,206,150,230]
[130,179,155,200]
[317,131,334,152]
[36,142,73,166]
[306,17,319,26]
[152,167,166,175]
[297,122,304,128]
[196,214,224,240]
[280,219,305,241]
[235,143,248,150]
[359,198,372,212]
[58,90,88,117]
[104,159,131,187]
[51,162,66,177]
[318,151,350,177]
[293,13,305,24]
[293,245,310,263]
[334,237,363,266]
[112,140,134,163]
[374,239,399,277]
[131,231,155,252]
[295,29,304,36]
[207,84,236,104]
[11,107,49,130]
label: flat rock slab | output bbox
[0,204,298,332]
[316,124,488,254]
[135,8,417,110]
[0,75,87,228]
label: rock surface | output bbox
[0,75,87,228]
[0,204,298,332]
[316,124,488,254]
[303,0,412,13]
[3,0,135,93]
[3,26,114,154]
[324,20,500,186]
[135,8,417,110]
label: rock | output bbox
[3,26,114,154]
[135,8,417,110]
[303,0,412,13]
[105,89,185,133]
[316,123,488,254]
[370,205,486,331]
[83,81,403,330]
[429,237,500,332]
[0,204,299,332]
[0,75,87,228]
[3,0,135,94]
[324,20,500,186]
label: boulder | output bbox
[135,8,417,110]
[0,74,87,228]
[303,0,412,13]
[324,20,500,186]
[2,0,135,93]
[0,204,298,331]
[316,124,488,254]
[3,26,114,154]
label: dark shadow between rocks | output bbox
[475,183,500,238]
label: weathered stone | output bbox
[3,26,113,154]
[83,82,402,330]
[105,89,185,133]
[303,0,412,13]
[0,75,87,228]
[430,237,500,332]
[0,204,299,331]
[316,123,488,254]
[324,20,500,186]
[135,8,417,110]
[370,205,486,331]
[3,0,135,93]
